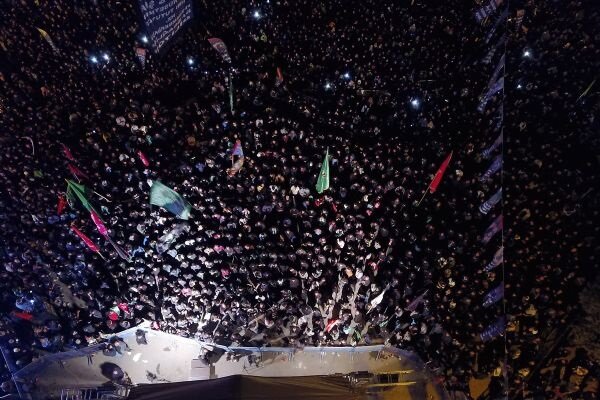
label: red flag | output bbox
[90,210,108,236]
[117,303,130,314]
[137,150,150,167]
[108,310,120,321]
[70,224,100,254]
[68,163,89,180]
[12,311,33,321]
[61,143,75,161]
[325,319,339,333]
[276,67,284,82]
[429,152,453,193]
[57,194,67,216]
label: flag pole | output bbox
[94,191,112,203]
[416,185,430,207]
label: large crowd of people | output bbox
[0,0,598,399]
[503,0,599,399]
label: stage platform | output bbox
[14,322,447,399]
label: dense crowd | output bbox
[504,0,599,399]
[0,0,598,399]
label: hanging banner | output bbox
[475,0,504,23]
[484,10,508,44]
[138,0,194,54]
[482,35,506,64]
[480,155,502,181]
[480,316,506,342]
[483,284,504,307]
[482,215,503,245]
[482,130,503,159]
[208,38,232,63]
[485,247,503,272]
[478,76,504,113]
[494,104,504,132]
[486,55,506,91]
[479,188,502,214]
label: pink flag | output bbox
[61,143,75,161]
[68,164,89,180]
[117,303,130,314]
[137,150,150,167]
[90,210,108,236]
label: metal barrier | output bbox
[59,386,129,400]
[0,341,27,400]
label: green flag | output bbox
[66,179,101,217]
[149,180,192,220]
[315,148,330,194]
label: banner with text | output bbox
[138,0,194,54]
[475,0,504,23]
